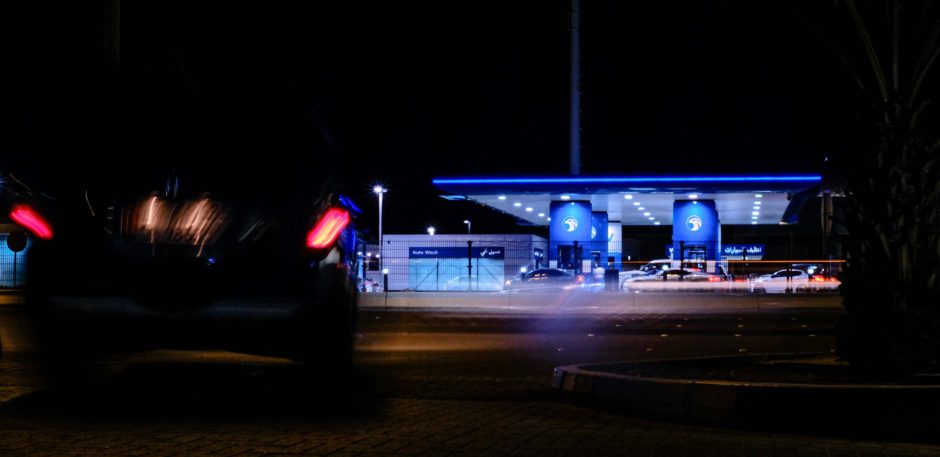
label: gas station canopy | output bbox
[433,175,822,226]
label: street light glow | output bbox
[373,184,387,273]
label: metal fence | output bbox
[357,236,843,294]
[361,235,548,292]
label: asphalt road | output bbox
[1,304,939,456]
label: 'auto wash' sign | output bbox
[409,247,504,259]
[721,244,764,260]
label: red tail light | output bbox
[812,276,828,282]
[306,208,350,249]
[9,204,53,240]
[707,276,722,282]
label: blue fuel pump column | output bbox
[549,201,592,273]
[590,212,609,268]
[672,200,721,271]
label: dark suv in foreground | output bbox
[3,170,361,369]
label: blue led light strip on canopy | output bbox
[433,176,822,185]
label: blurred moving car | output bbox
[3,169,362,369]
[442,275,503,291]
[790,263,839,280]
[751,268,841,294]
[618,259,672,284]
[505,268,583,291]
[622,268,724,292]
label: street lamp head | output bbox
[427,226,436,236]
[373,185,385,194]
[463,220,470,224]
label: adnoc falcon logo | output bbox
[686,215,703,232]
[562,216,579,232]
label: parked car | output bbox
[5,169,362,369]
[505,268,583,291]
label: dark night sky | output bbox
[1,1,907,236]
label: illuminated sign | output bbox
[409,247,504,259]
[563,216,578,232]
[686,215,703,232]
[721,244,765,260]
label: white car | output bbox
[622,268,725,292]
[751,269,841,293]
[619,259,672,285]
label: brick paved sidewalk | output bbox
[2,396,940,457]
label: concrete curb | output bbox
[552,354,940,441]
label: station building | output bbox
[372,234,547,291]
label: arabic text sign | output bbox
[721,244,765,260]
[409,247,505,259]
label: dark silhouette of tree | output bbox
[826,0,940,371]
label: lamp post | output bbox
[373,185,387,274]
[463,219,471,235]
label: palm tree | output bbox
[829,0,940,370]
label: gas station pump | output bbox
[557,241,583,273]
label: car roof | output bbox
[529,268,573,274]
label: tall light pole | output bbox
[569,0,582,175]
[463,219,471,235]
[373,185,387,274]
